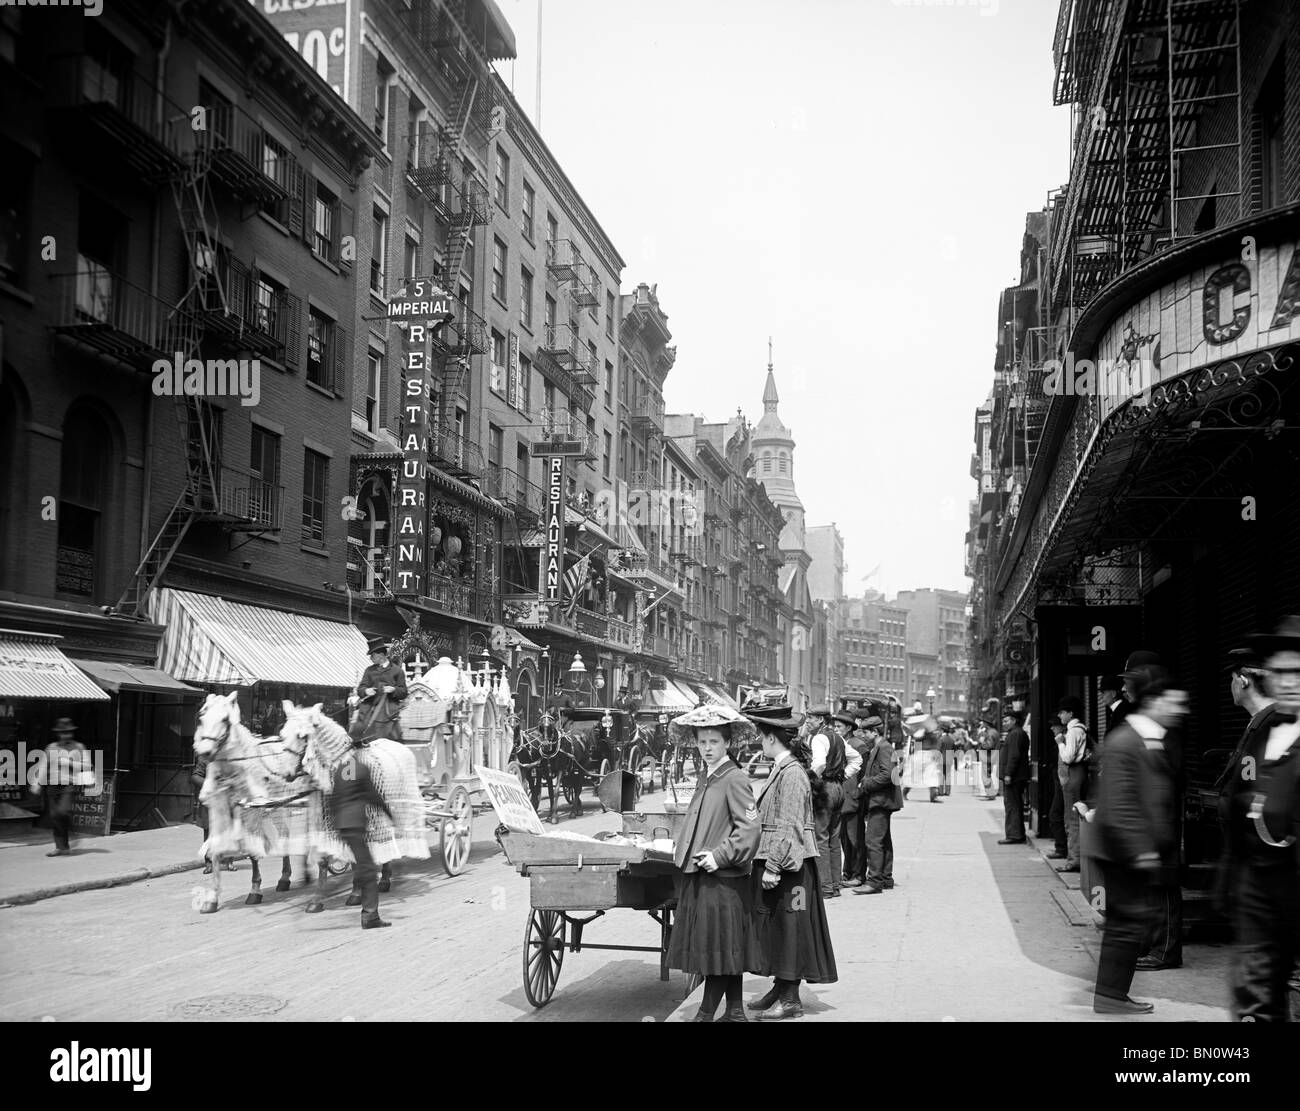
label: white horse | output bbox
[192,692,327,914]
[278,700,429,913]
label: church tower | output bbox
[752,342,804,551]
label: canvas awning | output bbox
[0,630,109,702]
[694,683,738,709]
[69,658,201,697]
[149,589,368,688]
[640,679,697,715]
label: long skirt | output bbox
[746,858,838,984]
[902,748,942,789]
[667,870,752,976]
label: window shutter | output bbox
[227,257,250,324]
[332,324,347,396]
[337,198,354,271]
[289,161,307,242]
[283,291,302,370]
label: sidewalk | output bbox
[666,781,1233,1022]
[0,825,207,907]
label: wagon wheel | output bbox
[439,785,473,877]
[506,760,527,792]
[745,751,764,777]
[598,758,611,778]
[563,784,579,805]
[523,909,565,1008]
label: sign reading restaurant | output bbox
[394,280,455,596]
[539,456,566,609]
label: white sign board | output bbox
[477,765,545,836]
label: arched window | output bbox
[57,406,112,600]
[362,483,390,593]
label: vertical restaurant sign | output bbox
[396,315,428,595]
[539,456,566,608]
[507,330,521,409]
[251,0,353,101]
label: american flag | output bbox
[563,552,592,616]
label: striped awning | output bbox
[0,631,110,702]
[149,589,368,688]
[641,680,697,714]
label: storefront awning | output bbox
[694,683,738,709]
[69,659,201,697]
[641,680,697,715]
[149,589,368,688]
[0,631,110,702]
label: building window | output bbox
[492,236,507,304]
[604,359,614,408]
[520,266,534,329]
[404,232,419,281]
[306,308,337,390]
[370,207,388,295]
[488,423,504,470]
[522,180,535,240]
[374,60,393,146]
[56,407,111,599]
[602,431,612,478]
[543,381,556,420]
[363,350,382,431]
[302,449,328,546]
[250,426,281,527]
[605,290,615,338]
[1257,53,1285,212]
[546,210,558,248]
[0,141,32,287]
[313,181,337,259]
[544,293,556,333]
[253,274,284,338]
[490,329,506,394]
[494,145,510,210]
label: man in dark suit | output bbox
[351,637,408,740]
[998,710,1031,844]
[330,742,395,929]
[1220,617,1300,1021]
[840,714,873,887]
[1091,666,1186,1014]
[854,716,902,895]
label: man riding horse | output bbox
[350,637,408,741]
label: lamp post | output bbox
[568,651,605,707]
[926,686,937,716]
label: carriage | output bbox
[557,708,651,810]
[386,657,517,876]
[497,776,701,1009]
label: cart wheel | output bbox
[633,772,643,802]
[523,909,565,1008]
[745,751,763,777]
[440,785,473,876]
[599,758,611,778]
[563,784,578,805]
[507,760,527,792]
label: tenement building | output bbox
[968,0,1300,861]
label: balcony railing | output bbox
[705,492,731,519]
[423,572,499,624]
[608,615,634,647]
[52,56,185,182]
[50,269,199,370]
[428,426,485,480]
[486,466,544,522]
[431,300,488,357]
[191,99,296,207]
[537,323,598,386]
[198,465,283,531]
[630,395,665,432]
[545,238,585,282]
[671,538,702,565]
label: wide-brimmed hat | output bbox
[1120,650,1162,680]
[52,718,78,734]
[1247,615,1300,659]
[366,636,391,656]
[743,704,803,734]
[1221,647,1261,675]
[1057,695,1085,718]
[669,704,757,749]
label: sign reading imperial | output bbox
[539,456,567,609]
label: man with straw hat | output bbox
[29,718,93,857]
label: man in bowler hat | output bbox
[1219,617,1300,1020]
[997,709,1031,844]
[351,637,408,739]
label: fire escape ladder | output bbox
[115,488,196,616]
[436,75,480,406]
[1166,0,1243,242]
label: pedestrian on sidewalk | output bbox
[903,709,943,803]
[329,737,396,930]
[29,719,93,857]
[1218,618,1300,1022]
[806,706,848,898]
[1091,665,1185,1015]
[998,709,1031,844]
[743,704,836,1020]
[854,715,902,894]
[939,721,956,796]
[1055,695,1092,873]
[839,714,872,886]
[667,705,761,1022]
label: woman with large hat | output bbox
[665,704,761,1022]
[743,704,838,1019]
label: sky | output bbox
[494,0,1071,600]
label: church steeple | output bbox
[763,337,779,411]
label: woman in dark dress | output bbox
[666,705,761,1022]
[744,705,838,1019]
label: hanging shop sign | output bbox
[538,456,566,609]
[1094,235,1300,422]
[507,330,521,408]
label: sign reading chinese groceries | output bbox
[538,456,566,609]
[477,765,545,835]
[1094,236,1300,422]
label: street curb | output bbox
[0,859,204,908]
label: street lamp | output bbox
[569,651,604,706]
[926,686,937,716]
